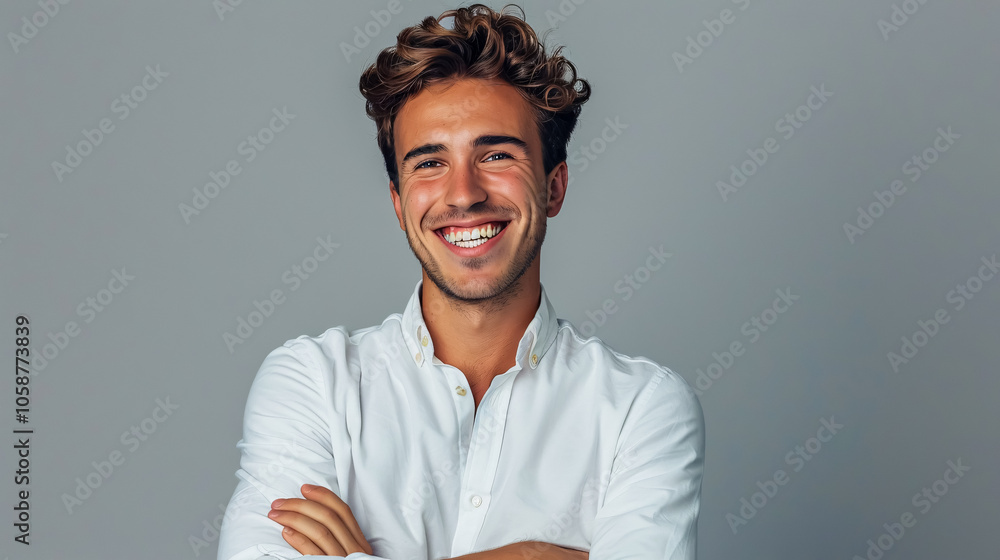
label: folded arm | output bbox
[218,339,605,560]
[269,484,583,559]
[587,370,705,559]
[217,341,390,560]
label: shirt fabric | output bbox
[217,279,704,560]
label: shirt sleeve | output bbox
[589,369,706,560]
[217,339,391,560]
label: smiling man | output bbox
[217,4,704,560]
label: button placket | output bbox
[524,329,539,368]
[441,364,475,496]
[414,325,434,365]
[450,375,514,554]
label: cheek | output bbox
[483,174,540,206]
[406,176,442,202]
[400,189,435,222]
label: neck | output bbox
[420,262,541,402]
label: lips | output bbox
[435,220,510,253]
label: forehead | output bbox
[394,78,538,147]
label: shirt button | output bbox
[421,335,429,347]
[455,386,467,396]
[530,354,539,366]
[414,352,422,362]
[471,495,482,507]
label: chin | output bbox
[443,274,505,298]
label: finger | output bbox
[272,498,364,556]
[269,507,348,557]
[267,508,329,555]
[302,484,374,555]
[280,526,325,556]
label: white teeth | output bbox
[442,222,506,247]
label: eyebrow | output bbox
[400,135,529,169]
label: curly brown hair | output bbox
[358,3,591,191]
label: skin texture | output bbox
[268,484,373,557]
[269,77,582,558]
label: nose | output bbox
[443,159,488,209]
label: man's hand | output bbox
[268,483,375,557]
[452,541,588,559]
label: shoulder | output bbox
[243,319,401,425]
[552,318,703,421]
[253,315,405,387]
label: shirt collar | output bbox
[400,279,559,371]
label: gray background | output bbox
[2,1,997,559]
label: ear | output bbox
[389,181,405,231]
[544,161,569,218]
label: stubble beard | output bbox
[404,213,546,314]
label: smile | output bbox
[437,221,508,248]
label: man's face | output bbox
[389,78,567,303]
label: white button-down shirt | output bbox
[218,280,704,560]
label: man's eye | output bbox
[484,152,513,162]
[415,160,440,170]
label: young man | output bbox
[217,4,703,559]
